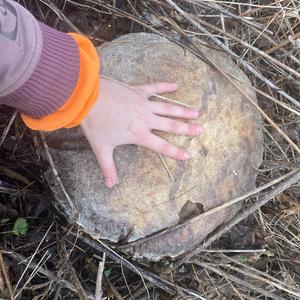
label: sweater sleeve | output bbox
[0,0,80,118]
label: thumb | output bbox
[92,146,118,188]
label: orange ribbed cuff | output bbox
[21,33,100,131]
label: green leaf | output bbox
[237,255,248,263]
[104,268,112,278]
[12,218,28,236]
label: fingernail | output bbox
[183,152,190,159]
[105,178,114,188]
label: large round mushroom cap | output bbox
[44,33,263,261]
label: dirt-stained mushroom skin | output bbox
[44,33,264,261]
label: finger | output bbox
[141,133,189,160]
[149,101,199,119]
[136,82,177,97]
[152,117,202,136]
[92,146,118,188]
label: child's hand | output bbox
[81,77,202,188]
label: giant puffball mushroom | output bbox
[44,33,264,261]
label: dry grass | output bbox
[0,0,299,299]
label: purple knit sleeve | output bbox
[0,1,80,118]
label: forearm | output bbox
[0,0,79,118]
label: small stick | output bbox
[74,233,206,299]
[191,0,285,9]
[14,251,51,299]
[122,168,299,247]
[39,0,83,34]
[120,259,132,299]
[219,261,300,298]
[0,251,14,300]
[264,32,300,56]
[40,132,79,219]
[87,0,300,107]
[220,13,228,47]
[104,275,124,300]
[201,249,266,253]
[57,235,87,300]
[218,253,300,294]
[0,111,17,149]
[4,251,94,299]
[159,154,174,181]
[164,0,300,108]
[153,93,194,108]
[233,77,300,116]
[221,69,300,155]
[175,168,300,267]
[95,252,106,300]
[192,16,300,78]
[112,0,116,28]
[194,262,283,300]
[13,223,54,293]
[101,75,194,108]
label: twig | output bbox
[121,168,299,248]
[14,251,51,299]
[13,222,54,293]
[0,166,31,186]
[120,259,132,299]
[175,168,300,266]
[57,235,87,300]
[130,283,155,299]
[0,111,17,149]
[216,255,300,298]
[105,275,124,300]
[189,0,273,34]
[0,251,14,300]
[191,16,300,78]
[101,75,194,108]
[222,68,300,155]
[161,1,300,155]
[40,132,79,219]
[39,0,83,33]
[190,0,300,65]
[193,262,283,300]
[3,251,94,299]
[247,84,300,117]
[190,0,287,9]
[164,0,300,108]
[95,252,106,300]
[202,249,266,253]
[158,153,174,181]
[263,32,300,56]
[73,232,207,299]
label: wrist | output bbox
[22,33,100,131]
